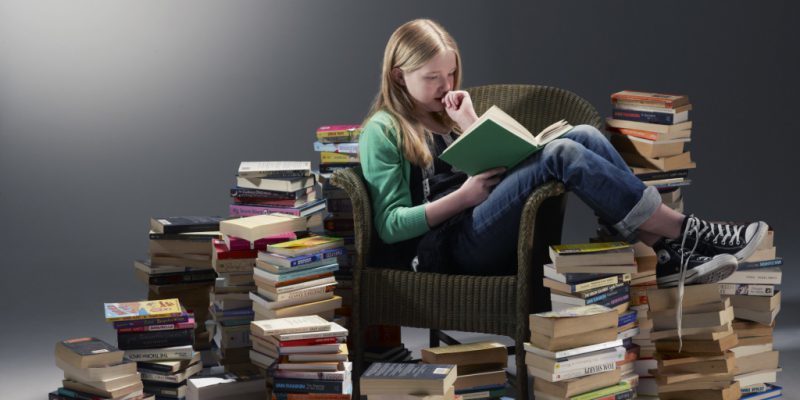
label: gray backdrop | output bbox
[1,1,798,398]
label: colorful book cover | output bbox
[267,235,344,253]
[551,242,630,255]
[104,299,183,322]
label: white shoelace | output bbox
[676,217,702,353]
[694,219,745,247]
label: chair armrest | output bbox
[328,167,373,274]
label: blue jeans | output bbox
[449,124,661,275]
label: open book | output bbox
[439,105,573,176]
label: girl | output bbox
[358,18,768,289]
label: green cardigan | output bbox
[358,110,430,244]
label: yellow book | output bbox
[103,298,183,322]
[320,152,360,164]
[551,242,630,255]
[266,235,345,257]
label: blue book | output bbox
[618,309,637,327]
[259,247,345,268]
[254,262,339,282]
[738,258,783,271]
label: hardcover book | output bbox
[439,105,573,176]
[237,161,311,178]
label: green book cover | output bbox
[439,106,572,176]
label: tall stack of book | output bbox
[51,337,147,400]
[647,283,742,400]
[104,299,202,399]
[421,341,509,399]
[624,243,659,398]
[360,362,457,400]
[606,90,695,212]
[248,315,352,399]
[142,216,224,352]
[315,124,361,277]
[527,305,634,399]
[232,161,327,221]
[210,233,295,374]
[719,230,782,398]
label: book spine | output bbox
[272,284,336,302]
[553,360,617,381]
[230,187,305,200]
[124,347,194,361]
[636,170,690,181]
[738,258,784,270]
[585,285,630,305]
[55,388,106,400]
[239,170,309,179]
[134,362,175,373]
[112,315,190,329]
[230,204,302,217]
[552,351,624,373]
[116,319,196,333]
[259,264,338,282]
[287,248,345,267]
[272,393,352,400]
[272,369,346,380]
[148,272,216,285]
[138,370,182,384]
[117,329,194,350]
[272,378,345,394]
[719,283,775,296]
[319,163,359,173]
[618,311,637,327]
[572,276,623,293]
[279,336,341,347]
[612,109,677,125]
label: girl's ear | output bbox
[391,68,405,86]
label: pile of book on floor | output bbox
[526,304,635,399]
[360,362,457,400]
[623,242,659,399]
[647,283,745,400]
[421,341,509,399]
[719,229,782,399]
[232,161,327,220]
[140,216,224,354]
[606,90,695,212]
[248,315,352,399]
[104,298,202,399]
[51,337,148,400]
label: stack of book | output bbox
[314,125,362,179]
[249,315,352,399]
[104,299,202,399]
[51,337,147,400]
[421,341,509,398]
[545,242,637,312]
[141,216,224,351]
[249,235,345,322]
[526,305,634,399]
[719,230,782,398]
[360,362,457,400]
[231,161,327,220]
[606,90,695,212]
[647,283,742,399]
[625,243,659,398]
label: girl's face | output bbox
[398,50,457,114]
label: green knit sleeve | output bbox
[359,112,430,244]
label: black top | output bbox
[371,132,465,269]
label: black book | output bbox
[148,271,217,285]
[272,378,348,394]
[149,216,224,234]
[117,328,194,350]
[636,169,690,181]
[230,186,312,200]
[55,337,124,369]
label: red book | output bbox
[116,318,196,333]
[279,336,343,347]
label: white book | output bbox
[124,345,195,362]
[527,360,617,382]
[277,322,348,341]
[186,374,266,400]
[237,161,311,178]
[524,339,623,359]
[731,343,773,358]
[249,290,334,311]
[734,368,781,388]
[139,362,202,384]
[258,276,337,295]
[260,282,337,302]
[719,267,782,285]
[250,315,330,336]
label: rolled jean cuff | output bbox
[613,186,662,241]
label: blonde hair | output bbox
[363,19,463,167]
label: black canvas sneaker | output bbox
[680,216,769,261]
[655,239,738,288]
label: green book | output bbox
[440,105,573,176]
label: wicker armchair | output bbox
[330,84,603,399]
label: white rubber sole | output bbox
[733,221,769,261]
[657,254,738,287]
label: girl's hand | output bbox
[456,167,506,209]
[442,91,479,131]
